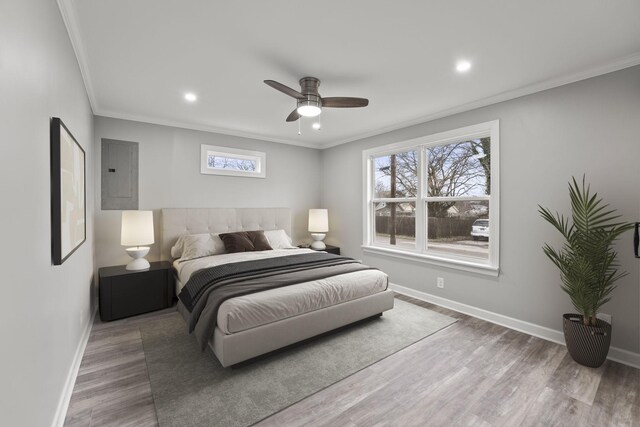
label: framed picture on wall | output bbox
[51,117,86,265]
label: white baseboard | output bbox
[390,283,640,370]
[51,306,97,427]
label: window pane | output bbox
[207,154,257,171]
[426,200,489,260]
[374,151,418,198]
[426,138,490,197]
[374,202,416,248]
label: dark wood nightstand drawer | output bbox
[99,261,174,321]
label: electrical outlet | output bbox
[436,277,444,288]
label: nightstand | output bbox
[323,245,341,255]
[300,244,340,255]
[99,261,174,321]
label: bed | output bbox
[162,208,394,367]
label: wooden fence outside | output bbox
[375,216,478,239]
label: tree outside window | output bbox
[364,121,499,272]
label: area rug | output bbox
[140,299,456,427]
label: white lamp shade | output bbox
[308,209,329,233]
[121,210,155,246]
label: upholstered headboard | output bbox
[160,208,291,260]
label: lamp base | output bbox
[310,233,326,250]
[125,246,151,271]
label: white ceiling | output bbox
[60,0,640,149]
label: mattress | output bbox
[173,249,388,334]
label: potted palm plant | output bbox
[538,176,633,368]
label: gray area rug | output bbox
[140,299,456,427]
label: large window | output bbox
[362,121,499,275]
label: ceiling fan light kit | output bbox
[264,77,369,128]
[297,98,322,117]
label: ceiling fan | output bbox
[264,77,369,122]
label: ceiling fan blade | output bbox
[321,97,369,108]
[264,80,306,100]
[286,109,301,122]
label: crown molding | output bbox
[318,52,640,149]
[95,110,324,149]
[101,54,639,151]
[56,0,640,150]
[57,0,98,113]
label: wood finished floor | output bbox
[64,295,639,427]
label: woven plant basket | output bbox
[563,314,611,368]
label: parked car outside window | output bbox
[471,219,489,240]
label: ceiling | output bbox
[60,0,640,149]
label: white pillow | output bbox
[264,229,296,249]
[171,233,225,259]
[180,233,226,261]
[171,233,207,258]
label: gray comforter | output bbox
[177,252,376,350]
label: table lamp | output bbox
[308,209,329,250]
[121,210,154,270]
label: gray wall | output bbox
[321,66,640,354]
[93,117,322,268]
[2,2,635,423]
[0,1,95,425]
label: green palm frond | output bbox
[539,175,633,326]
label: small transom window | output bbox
[200,145,266,178]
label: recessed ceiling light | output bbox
[184,92,197,102]
[312,122,321,130]
[456,60,471,73]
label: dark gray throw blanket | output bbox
[177,252,379,350]
[179,253,354,311]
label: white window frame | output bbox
[362,120,500,276]
[200,144,266,178]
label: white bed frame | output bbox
[161,208,395,367]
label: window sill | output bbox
[361,245,500,277]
